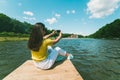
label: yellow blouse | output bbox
[31,39,54,62]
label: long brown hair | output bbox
[28,22,45,51]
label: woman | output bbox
[28,22,73,69]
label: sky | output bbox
[0,0,120,36]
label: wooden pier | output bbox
[3,60,83,80]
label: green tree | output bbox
[0,13,12,32]
[88,19,120,39]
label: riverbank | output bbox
[0,37,79,42]
[0,37,28,41]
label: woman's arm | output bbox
[43,31,56,39]
[52,31,62,44]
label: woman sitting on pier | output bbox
[28,22,73,69]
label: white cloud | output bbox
[18,3,22,6]
[23,11,34,16]
[66,10,76,14]
[45,17,57,25]
[87,0,120,19]
[23,17,36,21]
[55,13,61,18]
[71,10,75,14]
[66,10,70,14]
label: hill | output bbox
[0,13,83,38]
[0,13,33,34]
[88,19,120,39]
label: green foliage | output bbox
[0,13,12,32]
[62,33,71,38]
[0,13,83,38]
[78,35,84,38]
[0,32,29,37]
[0,13,33,34]
[88,19,120,39]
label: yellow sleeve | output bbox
[46,39,54,46]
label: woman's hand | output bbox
[51,30,56,35]
[43,30,56,39]
[52,30,62,44]
[59,30,62,37]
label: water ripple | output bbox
[0,39,120,80]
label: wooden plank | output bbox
[3,60,83,80]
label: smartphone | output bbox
[56,30,61,33]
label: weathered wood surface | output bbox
[3,60,83,80]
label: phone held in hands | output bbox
[56,30,61,33]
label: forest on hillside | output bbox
[1,13,120,39]
[0,13,83,38]
[88,19,120,39]
[0,13,33,34]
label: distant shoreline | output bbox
[0,37,79,42]
[62,38,80,39]
[0,37,119,42]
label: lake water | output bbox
[0,38,120,80]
